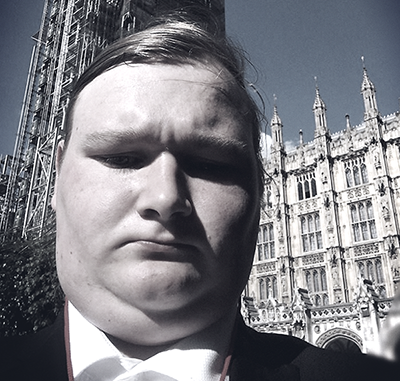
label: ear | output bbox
[51,140,65,211]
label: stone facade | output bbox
[244,66,400,354]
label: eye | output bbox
[182,157,240,183]
[96,154,145,169]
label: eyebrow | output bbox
[82,128,251,158]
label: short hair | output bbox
[63,11,265,195]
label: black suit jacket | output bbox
[0,313,398,381]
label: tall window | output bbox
[259,276,278,300]
[301,213,323,252]
[259,279,266,300]
[297,172,317,200]
[357,258,386,297]
[345,157,368,188]
[257,224,275,260]
[304,267,328,305]
[306,268,327,293]
[350,200,377,242]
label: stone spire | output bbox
[313,77,328,137]
[271,95,284,151]
[361,57,379,121]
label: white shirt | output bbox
[68,302,233,381]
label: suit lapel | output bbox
[229,319,304,381]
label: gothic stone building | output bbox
[243,66,400,355]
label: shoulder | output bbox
[232,321,399,380]
[292,345,399,380]
[0,313,68,381]
[233,321,311,367]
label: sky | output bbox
[0,0,399,156]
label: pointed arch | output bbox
[353,165,361,185]
[311,178,317,196]
[272,277,278,298]
[298,182,304,200]
[346,167,353,187]
[313,270,320,292]
[321,269,327,291]
[304,180,310,199]
[361,163,368,183]
[259,279,266,300]
[306,271,312,292]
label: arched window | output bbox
[315,213,321,230]
[315,294,321,306]
[321,269,327,291]
[272,277,278,299]
[266,278,270,298]
[257,224,275,262]
[269,225,275,258]
[350,205,358,222]
[313,270,320,292]
[366,201,374,219]
[308,215,316,251]
[298,182,304,200]
[301,213,322,252]
[306,271,312,291]
[304,180,310,199]
[357,258,386,298]
[367,261,374,281]
[359,203,366,220]
[308,215,315,232]
[323,294,329,306]
[345,158,368,188]
[358,262,365,278]
[260,279,266,300]
[350,200,376,242]
[301,217,307,233]
[353,166,360,185]
[346,167,353,187]
[311,178,317,197]
[376,259,384,284]
[297,172,317,200]
[361,164,368,183]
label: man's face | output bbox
[52,62,260,346]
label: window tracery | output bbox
[350,200,377,242]
[297,172,317,200]
[344,157,368,188]
[301,213,323,252]
[257,223,275,260]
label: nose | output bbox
[136,152,192,222]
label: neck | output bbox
[105,307,238,360]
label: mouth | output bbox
[119,240,199,262]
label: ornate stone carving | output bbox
[353,243,379,257]
[256,262,277,273]
[315,328,363,348]
[302,253,325,266]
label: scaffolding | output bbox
[0,0,225,240]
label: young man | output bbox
[1,14,398,381]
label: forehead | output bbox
[70,63,253,149]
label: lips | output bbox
[119,240,199,262]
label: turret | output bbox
[271,99,284,152]
[313,79,328,137]
[361,57,379,121]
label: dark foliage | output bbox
[0,216,64,337]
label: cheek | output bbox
[57,161,129,225]
[192,181,259,249]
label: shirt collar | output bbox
[68,302,234,381]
